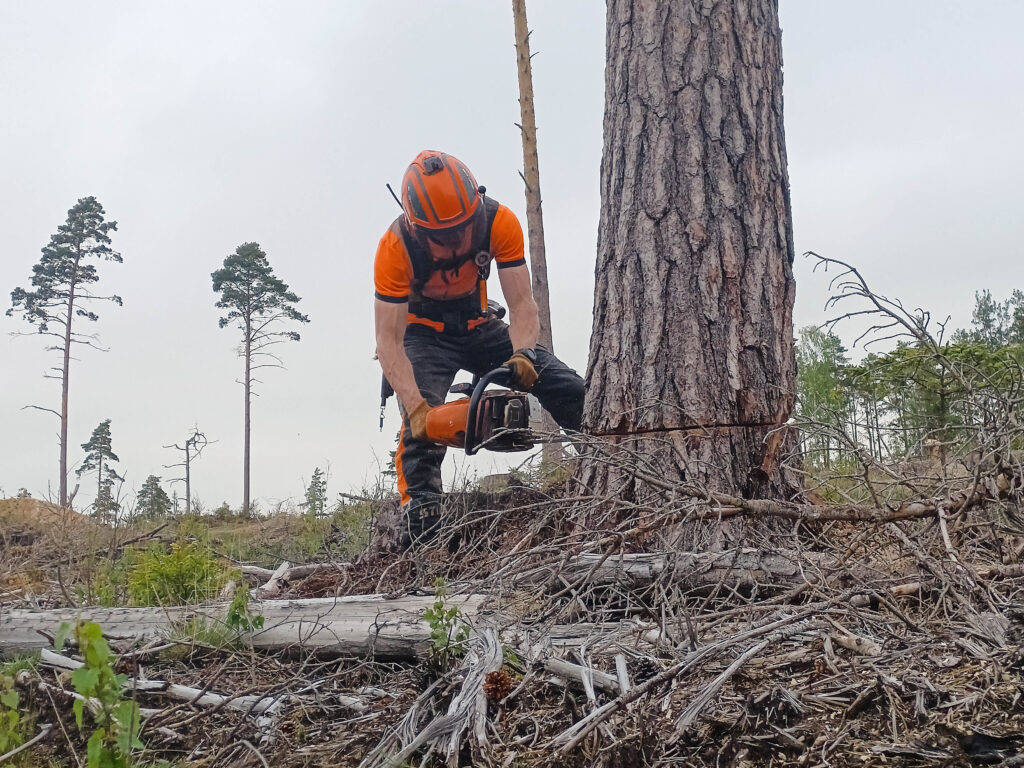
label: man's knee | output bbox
[535,361,585,432]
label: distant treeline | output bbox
[796,289,1024,467]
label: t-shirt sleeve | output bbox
[490,205,527,269]
[374,230,412,303]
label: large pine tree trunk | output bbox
[581,0,799,501]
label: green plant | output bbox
[127,540,228,606]
[55,621,143,768]
[423,578,469,671]
[167,616,238,652]
[78,557,130,607]
[0,673,24,754]
[225,582,264,634]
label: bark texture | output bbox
[512,0,562,463]
[582,0,799,499]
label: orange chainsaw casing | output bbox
[424,398,472,449]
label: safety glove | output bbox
[408,400,431,441]
[504,348,539,391]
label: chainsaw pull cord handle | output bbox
[464,366,513,456]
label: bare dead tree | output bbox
[511,0,562,466]
[163,427,212,515]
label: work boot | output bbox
[398,496,442,550]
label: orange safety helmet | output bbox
[401,151,483,246]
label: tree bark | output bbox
[512,0,562,465]
[59,256,80,508]
[581,0,800,500]
[244,323,252,516]
[512,0,553,354]
[184,440,191,514]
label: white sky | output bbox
[2,1,1022,510]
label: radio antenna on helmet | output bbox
[385,183,403,210]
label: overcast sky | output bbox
[2,1,1022,511]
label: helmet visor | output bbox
[425,224,471,249]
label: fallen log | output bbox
[0,593,482,659]
[39,649,304,715]
[240,562,349,585]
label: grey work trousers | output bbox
[396,318,584,509]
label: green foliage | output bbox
[127,541,229,606]
[56,621,143,768]
[302,468,328,518]
[77,557,130,607]
[423,578,469,671]
[796,300,1024,468]
[211,242,310,338]
[77,419,123,521]
[0,673,25,754]
[135,475,172,520]
[225,583,264,634]
[166,616,237,652]
[7,197,121,334]
[953,289,1024,348]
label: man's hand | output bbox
[408,399,431,441]
[504,349,539,391]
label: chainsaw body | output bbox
[424,367,534,455]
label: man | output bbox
[374,150,584,546]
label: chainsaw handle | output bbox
[464,366,512,456]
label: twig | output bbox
[0,723,53,763]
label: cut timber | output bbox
[0,593,482,659]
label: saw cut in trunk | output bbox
[579,0,801,503]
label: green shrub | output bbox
[0,673,24,755]
[77,558,130,607]
[56,621,143,767]
[127,541,228,606]
[423,578,469,673]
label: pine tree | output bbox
[7,197,121,507]
[581,0,798,499]
[136,475,172,520]
[967,289,1010,348]
[77,419,123,521]
[212,243,309,516]
[795,326,850,467]
[302,467,327,518]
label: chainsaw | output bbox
[380,366,536,455]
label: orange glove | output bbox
[408,400,430,441]
[504,349,539,391]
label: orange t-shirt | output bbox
[374,203,526,306]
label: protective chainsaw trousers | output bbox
[396,318,585,508]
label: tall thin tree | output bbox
[512,0,561,463]
[7,197,121,507]
[581,0,799,499]
[212,242,309,516]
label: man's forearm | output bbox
[508,296,541,351]
[378,340,424,413]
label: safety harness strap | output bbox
[399,196,500,333]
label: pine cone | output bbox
[484,669,515,701]
[633,656,661,682]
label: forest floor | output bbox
[2,460,1024,768]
